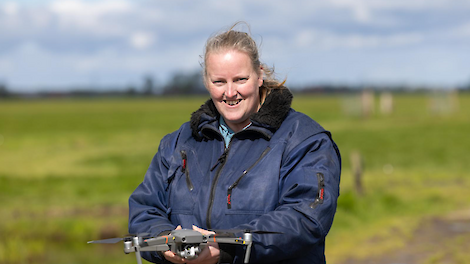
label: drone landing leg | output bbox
[133,237,143,264]
[135,249,143,264]
[243,233,252,264]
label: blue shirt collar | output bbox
[219,117,251,148]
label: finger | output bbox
[185,244,219,264]
[207,241,219,249]
[175,225,182,230]
[163,250,186,264]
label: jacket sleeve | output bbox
[128,133,178,263]
[234,132,341,263]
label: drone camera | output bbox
[178,244,201,260]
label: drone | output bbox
[88,228,281,264]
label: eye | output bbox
[212,80,225,86]
[236,77,248,83]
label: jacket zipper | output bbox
[180,150,194,191]
[206,147,229,229]
[309,172,325,209]
[226,147,271,209]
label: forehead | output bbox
[206,50,254,75]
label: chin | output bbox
[223,116,243,124]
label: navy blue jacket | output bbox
[128,89,341,263]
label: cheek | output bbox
[238,82,259,97]
[207,86,224,100]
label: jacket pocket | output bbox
[168,168,196,225]
[309,172,325,209]
[180,150,194,191]
[168,169,195,216]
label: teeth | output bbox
[224,99,241,106]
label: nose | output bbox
[224,82,237,99]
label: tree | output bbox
[0,83,10,98]
[163,71,206,95]
[142,75,156,95]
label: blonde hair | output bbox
[202,22,286,104]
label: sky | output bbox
[1,0,470,92]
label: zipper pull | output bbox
[180,150,194,191]
[227,189,232,209]
[310,172,325,209]
[181,151,187,173]
[210,150,228,171]
[226,170,247,209]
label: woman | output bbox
[128,23,341,264]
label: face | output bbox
[205,50,263,132]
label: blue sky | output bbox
[1,0,470,92]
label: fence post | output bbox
[361,90,374,118]
[350,150,364,196]
[379,91,393,115]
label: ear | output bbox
[257,66,264,87]
[258,76,263,88]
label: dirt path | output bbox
[339,209,470,264]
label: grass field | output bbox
[1,92,469,264]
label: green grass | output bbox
[0,92,469,263]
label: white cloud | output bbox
[49,0,130,17]
[1,1,19,15]
[0,59,13,74]
[449,22,470,38]
[49,0,132,33]
[295,29,423,50]
[329,0,466,11]
[129,31,155,50]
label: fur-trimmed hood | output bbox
[190,88,293,140]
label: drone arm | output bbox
[207,234,251,263]
[139,245,170,252]
[140,236,171,252]
[143,236,170,247]
[208,237,245,246]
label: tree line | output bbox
[1,70,469,99]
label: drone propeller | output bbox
[87,237,125,244]
[211,229,283,235]
[87,232,151,244]
[247,230,283,234]
[127,232,151,237]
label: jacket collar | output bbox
[190,88,293,140]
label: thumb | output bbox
[192,225,214,235]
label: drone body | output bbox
[138,229,212,259]
[88,228,269,264]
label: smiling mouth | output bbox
[223,99,242,106]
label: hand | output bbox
[162,225,186,264]
[185,225,220,264]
